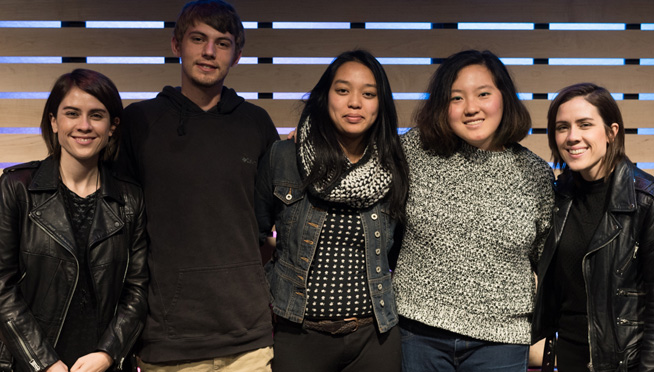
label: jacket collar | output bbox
[28,156,123,204]
[555,159,636,213]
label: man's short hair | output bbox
[174,0,245,51]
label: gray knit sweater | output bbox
[393,129,554,344]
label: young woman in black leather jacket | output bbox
[533,83,654,372]
[0,69,148,372]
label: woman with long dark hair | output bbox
[392,50,554,371]
[255,49,408,371]
[0,69,148,372]
[533,83,654,371]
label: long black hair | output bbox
[299,49,409,221]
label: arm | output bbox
[530,166,555,271]
[254,146,276,247]
[639,198,654,370]
[95,189,149,369]
[0,172,60,372]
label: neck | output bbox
[58,155,100,198]
[180,79,223,111]
[339,136,367,163]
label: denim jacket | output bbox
[255,140,399,333]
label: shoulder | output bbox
[1,161,40,183]
[633,165,654,197]
[511,144,553,177]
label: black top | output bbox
[554,174,612,369]
[56,183,100,367]
[305,206,372,319]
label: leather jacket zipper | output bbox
[30,215,79,347]
[617,242,639,276]
[7,320,43,371]
[116,249,131,370]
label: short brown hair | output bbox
[173,0,245,52]
[415,50,531,156]
[40,69,123,163]
[547,82,625,178]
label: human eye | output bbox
[363,90,377,99]
[189,35,204,43]
[450,95,463,102]
[479,92,491,97]
[90,112,106,120]
[555,123,569,132]
[64,110,80,118]
[217,39,232,49]
[579,122,593,128]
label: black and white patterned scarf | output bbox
[297,117,392,209]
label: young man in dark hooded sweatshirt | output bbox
[118,1,279,371]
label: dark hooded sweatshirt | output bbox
[118,86,279,363]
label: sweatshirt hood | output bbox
[159,85,245,135]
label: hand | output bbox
[70,352,113,372]
[45,360,68,372]
[286,129,297,142]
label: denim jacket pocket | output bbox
[274,185,305,206]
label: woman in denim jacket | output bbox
[255,50,409,372]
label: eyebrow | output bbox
[333,79,377,88]
[61,106,108,113]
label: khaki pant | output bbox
[138,346,273,372]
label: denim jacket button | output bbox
[375,248,381,255]
[377,284,383,291]
[285,193,292,201]
[371,213,378,220]
[376,266,381,273]
[380,299,385,307]
[374,231,381,238]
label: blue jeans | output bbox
[399,317,528,372]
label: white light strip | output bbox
[549,23,626,30]
[85,21,164,29]
[0,57,62,63]
[272,57,334,64]
[500,58,534,65]
[242,22,258,29]
[643,24,654,30]
[517,93,533,100]
[377,57,431,65]
[272,22,350,29]
[392,93,428,100]
[273,93,306,100]
[119,92,158,99]
[87,57,166,64]
[365,22,431,30]
[0,21,60,28]
[548,58,624,65]
[237,57,258,64]
[458,22,534,30]
[237,92,258,99]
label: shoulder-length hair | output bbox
[415,49,531,156]
[299,49,409,221]
[40,69,123,163]
[547,82,625,178]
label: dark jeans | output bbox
[399,317,528,372]
[272,318,401,372]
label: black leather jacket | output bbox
[0,158,149,372]
[533,159,654,372]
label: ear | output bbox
[607,122,619,142]
[231,49,242,67]
[109,117,119,136]
[50,113,58,133]
[171,37,182,57]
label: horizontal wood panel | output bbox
[1,0,653,23]
[2,64,654,95]
[521,134,654,164]
[2,99,654,130]
[0,134,48,162]
[3,28,654,58]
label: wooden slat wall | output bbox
[1,0,653,172]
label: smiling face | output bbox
[328,61,379,147]
[447,64,504,151]
[50,86,116,167]
[172,21,241,92]
[554,96,619,181]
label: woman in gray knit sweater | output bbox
[392,50,554,371]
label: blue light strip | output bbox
[392,93,428,100]
[0,128,41,134]
[242,22,258,29]
[500,58,534,65]
[548,93,559,100]
[272,22,350,29]
[0,21,60,28]
[398,127,411,134]
[641,59,654,65]
[549,58,624,65]
[611,93,624,100]
[119,92,158,99]
[85,21,164,29]
[0,92,49,99]
[238,57,258,64]
[377,57,431,65]
[643,24,654,30]
[458,22,534,30]
[365,22,431,30]
[273,93,306,100]
[549,23,626,30]
[0,163,20,169]
[0,57,62,63]
[637,129,654,135]
[640,94,654,100]
[273,57,334,64]
[87,57,166,64]
[276,127,296,135]
[637,162,654,169]
[517,93,533,100]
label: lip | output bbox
[463,118,484,125]
[196,62,217,72]
[343,114,364,124]
[566,147,587,156]
[72,136,96,144]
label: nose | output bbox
[566,126,580,143]
[202,42,216,58]
[464,99,479,115]
[78,117,92,132]
[348,94,361,109]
